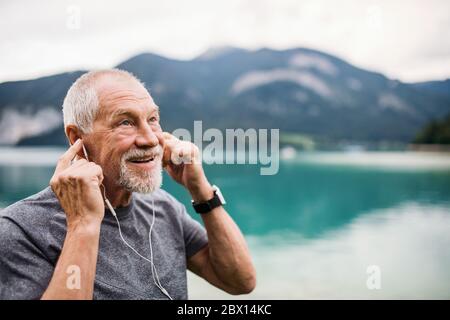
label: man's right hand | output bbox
[50,139,105,231]
[43,139,104,299]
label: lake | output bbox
[1,147,449,299]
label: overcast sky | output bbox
[1,0,449,83]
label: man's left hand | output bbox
[162,132,213,202]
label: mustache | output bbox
[122,145,163,161]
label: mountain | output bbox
[1,47,450,146]
[412,79,450,97]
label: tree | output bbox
[414,114,450,144]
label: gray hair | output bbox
[62,69,143,133]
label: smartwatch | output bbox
[192,185,226,214]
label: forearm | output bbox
[41,223,101,300]
[202,207,255,288]
[189,182,256,292]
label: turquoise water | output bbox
[1,148,450,299]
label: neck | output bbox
[103,181,132,208]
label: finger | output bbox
[171,142,196,165]
[176,142,194,164]
[162,137,178,167]
[90,164,104,185]
[164,139,194,166]
[79,163,104,185]
[162,132,176,151]
[162,132,176,141]
[171,145,184,165]
[180,141,199,163]
[70,158,89,169]
[55,139,83,174]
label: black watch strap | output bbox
[192,186,225,214]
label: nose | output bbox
[135,122,160,148]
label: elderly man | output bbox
[0,69,256,300]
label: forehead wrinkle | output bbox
[97,89,158,121]
[101,89,150,105]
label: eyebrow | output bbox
[110,106,160,120]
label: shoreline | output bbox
[408,144,450,152]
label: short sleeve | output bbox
[179,205,208,258]
[0,216,54,299]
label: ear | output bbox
[65,125,82,146]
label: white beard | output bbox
[117,146,163,194]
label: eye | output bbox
[149,116,158,123]
[119,119,132,126]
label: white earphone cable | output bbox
[107,197,173,300]
[82,145,172,300]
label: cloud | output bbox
[0,0,449,82]
[0,107,62,144]
[231,68,333,98]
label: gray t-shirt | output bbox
[0,187,208,300]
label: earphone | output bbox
[76,140,173,299]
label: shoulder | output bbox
[0,186,62,238]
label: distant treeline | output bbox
[414,114,450,145]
